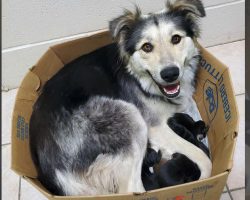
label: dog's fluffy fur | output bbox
[29,0,212,196]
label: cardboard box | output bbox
[11,30,239,200]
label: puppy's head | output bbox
[109,0,205,100]
[157,153,201,187]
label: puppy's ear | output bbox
[109,7,141,43]
[166,0,206,17]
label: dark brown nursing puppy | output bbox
[142,113,210,191]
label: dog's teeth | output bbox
[163,85,180,95]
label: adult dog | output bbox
[30,0,212,196]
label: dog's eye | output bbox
[141,43,154,53]
[171,35,182,45]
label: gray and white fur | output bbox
[29,0,212,196]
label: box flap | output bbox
[11,71,40,177]
[12,48,65,178]
[32,48,65,90]
[194,45,239,175]
[51,30,112,65]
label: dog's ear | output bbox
[109,7,141,43]
[166,0,206,18]
[166,0,205,37]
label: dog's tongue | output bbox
[163,83,180,95]
[165,84,178,91]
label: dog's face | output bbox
[110,0,205,100]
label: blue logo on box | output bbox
[205,86,216,114]
[16,115,29,140]
[203,80,218,122]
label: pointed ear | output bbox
[109,7,141,43]
[166,0,206,38]
[166,0,206,17]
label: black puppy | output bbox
[142,150,201,190]
[141,148,162,190]
[167,113,210,157]
[142,113,210,191]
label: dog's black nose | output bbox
[160,66,179,82]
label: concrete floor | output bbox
[2,40,245,200]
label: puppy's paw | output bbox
[144,148,162,167]
[169,113,195,128]
[167,115,197,145]
[194,121,209,141]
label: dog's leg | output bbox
[117,126,148,194]
[125,110,148,193]
[126,146,147,193]
[87,98,148,194]
[149,122,212,180]
[53,97,147,195]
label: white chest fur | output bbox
[142,96,212,180]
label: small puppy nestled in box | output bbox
[28,0,212,196]
[142,113,210,191]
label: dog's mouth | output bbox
[159,82,180,98]
[146,70,180,99]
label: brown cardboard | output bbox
[11,30,239,200]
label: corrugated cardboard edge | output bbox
[227,68,240,171]
[23,172,229,200]
[50,29,112,65]
[197,45,239,173]
[218,67,239,172]
[11,70,40,177]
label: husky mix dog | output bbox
[30,0,212,196]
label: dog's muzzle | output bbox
[161,82,180,98]
[160,66,179,82]
[147,69,181,99]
